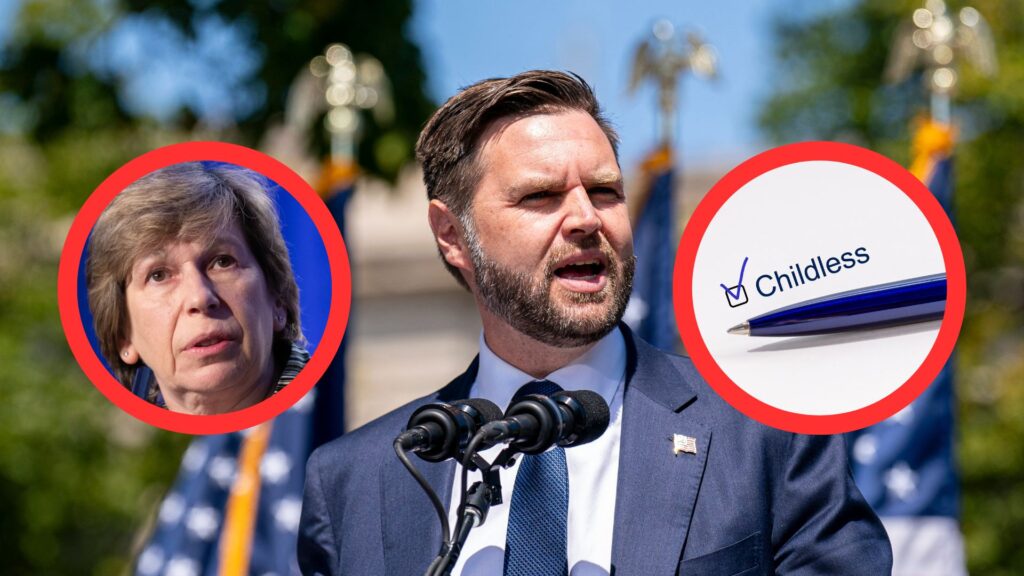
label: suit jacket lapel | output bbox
[612,328,711,574]
[382,357,478,574]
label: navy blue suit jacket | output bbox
[298,327,892,575]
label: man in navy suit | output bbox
[298,70,892,575]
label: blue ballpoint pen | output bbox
[727,273,946,337]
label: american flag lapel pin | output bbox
[671,434,697,456]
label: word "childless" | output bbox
[755,247,870,297]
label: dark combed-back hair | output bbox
[86,162,303,387]
[415,70,619,287]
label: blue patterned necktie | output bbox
[504,380,569,576]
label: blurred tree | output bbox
[0,130,193,575]
[760,1,1024,574]
[0,0,432,573]
[122,0,436,179]
[1,0,434,181]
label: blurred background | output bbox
[0,0,1021,574]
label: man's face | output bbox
[465,110,635,348]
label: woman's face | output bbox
[120,220,285,413]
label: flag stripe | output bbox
[882,517,966,576]
[847,119,964,575]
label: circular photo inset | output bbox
[674,142,965,434]
[59,142,350,434]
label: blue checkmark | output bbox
[720,257,749,299]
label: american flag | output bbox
[624,147,679,352]
[133,173,353,576]
[846,120,965,576]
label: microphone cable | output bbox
[457,428,491,528]
[427,428,492,576]
[393,438,451,553]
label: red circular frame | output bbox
[674,141,965,434]
[58,142,351,435]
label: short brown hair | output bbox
[86,162,302,387]
[415,70,619,287]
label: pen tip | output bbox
[727,322,750,336]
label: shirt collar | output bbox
[473,327,626,411]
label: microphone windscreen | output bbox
[455,398,503,425]
[560,390,610,446]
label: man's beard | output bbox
[467,227,636,348]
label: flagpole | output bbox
[852,3,998,574]
[623,20,717,351]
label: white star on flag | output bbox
[208,455,237,489]
[888,404,915,425]
[884,461,918,501]
[165,556,200,576]
[853,433,878,465]
[181,443,208,473]
[185,506,221,541]
[136,545,164,575]
[274,497,303,533]
[261,450,292,484]
[158,493,185,524]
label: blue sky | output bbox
[0,0,16,40]
[410,0,782,169]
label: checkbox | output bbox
[720,256,751,308]
[724,284,748,307]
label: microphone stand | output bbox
[427,446,520,576]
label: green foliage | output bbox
[1,0,127,140]
[0,0,433,572]
[0,130,192,575]
[142,0,436,181]
[761,1,1024,573]
[1,0,434,182]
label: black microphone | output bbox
[478,390,610,455]
[396,398,503,462]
